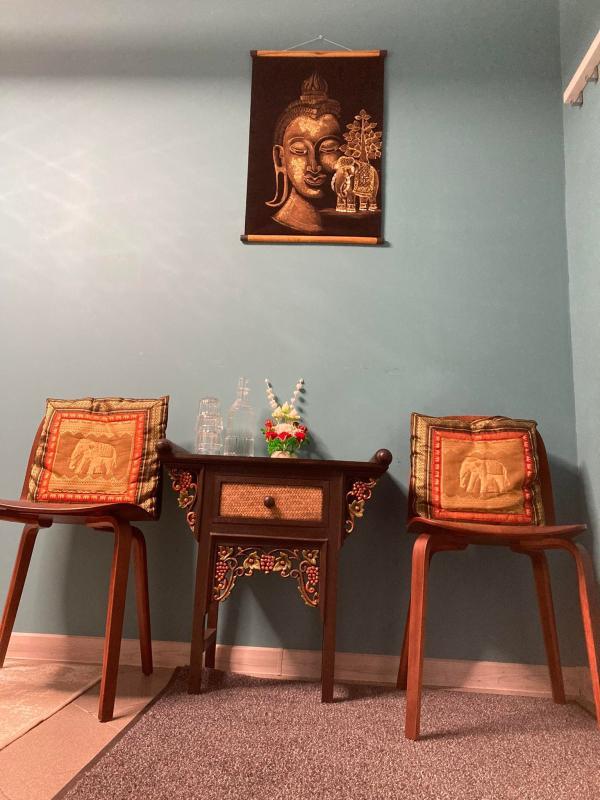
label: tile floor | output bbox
[0,663,175,800]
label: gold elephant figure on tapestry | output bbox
[352,161,379,211]
[332,157,379,213]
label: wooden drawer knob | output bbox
[263,495,276,509]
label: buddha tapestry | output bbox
[242,50,386,245]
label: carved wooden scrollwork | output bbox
[345,478,378,535]
[213,545,320,608]
[168,469,198,532]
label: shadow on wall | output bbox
[0,37,250,80]
[217,471,409,653]
[60,477,196,644]
[52,453,590,668]
[140,488,197,643]
[547,456,594,667]
[404,456,590,668]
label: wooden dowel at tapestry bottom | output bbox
[240,235,383,245]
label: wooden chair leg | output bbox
[397,598,410,690]
[557,541,600,725]
[526,549,565,703]
[0,524,39,667]
[204,600,219,669]
[131,527,153,676]
[98,521,133,722]
[405,533,434,740]
[397,541,463,690]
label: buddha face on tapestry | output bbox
[267,72,343,233]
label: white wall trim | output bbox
[6,632,593,712]
[564,28,600,106]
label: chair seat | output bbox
[0,498,153,525]
[407,515,586,544]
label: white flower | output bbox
[274,423,296,434]
[266,379,304,418]
[265,379,280,409]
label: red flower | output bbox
[264,419,273,428]
[278,432,291,441]
[295,430,306,441]
[265,430,277,441]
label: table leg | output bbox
[321,546,338,703]
[205,600,219,669]
[189,535,212,694]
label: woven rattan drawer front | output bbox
[219,483,324,522]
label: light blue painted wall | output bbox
[560,1,600,574]
[0,1,584,664]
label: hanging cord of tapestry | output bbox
[284,34,352,52]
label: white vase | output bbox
[271,451,298,458]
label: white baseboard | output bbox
[6,632,594,713]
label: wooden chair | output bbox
[397,426,600,740]
[0,420,154,722]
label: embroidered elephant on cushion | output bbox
[69,438,118,479]
[459,456,510,497]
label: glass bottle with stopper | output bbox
[224,377,256,456]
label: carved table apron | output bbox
[157,440,392,701]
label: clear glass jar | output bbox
[223,378,256,456]
[195,397,224,455]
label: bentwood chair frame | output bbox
[0,421,153,722]
[397,427,600,740]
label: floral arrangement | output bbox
[262,378,308,458]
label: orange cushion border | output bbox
[36,411,146,504]
[429,429,536,524]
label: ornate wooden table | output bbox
[157,440,392,701]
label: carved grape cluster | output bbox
[305,565,319,586]
[352,481,372,502]
[215,561,228,582]
[260,554,276,573]
[178,471,193,490]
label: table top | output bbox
[157,439,393,477]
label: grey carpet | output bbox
[61,668,600,800]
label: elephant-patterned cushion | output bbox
[410,413,545,525]
[27,396,169,517]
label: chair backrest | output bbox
[533,431,556,525]
[23,397,169,518]
[408,415,555,526]
[20,420,44,500]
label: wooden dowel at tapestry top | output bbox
[252,50,386,59]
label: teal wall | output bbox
[560,1,600,573]
[0,1,586,665]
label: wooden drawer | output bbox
[218,482,324,523]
